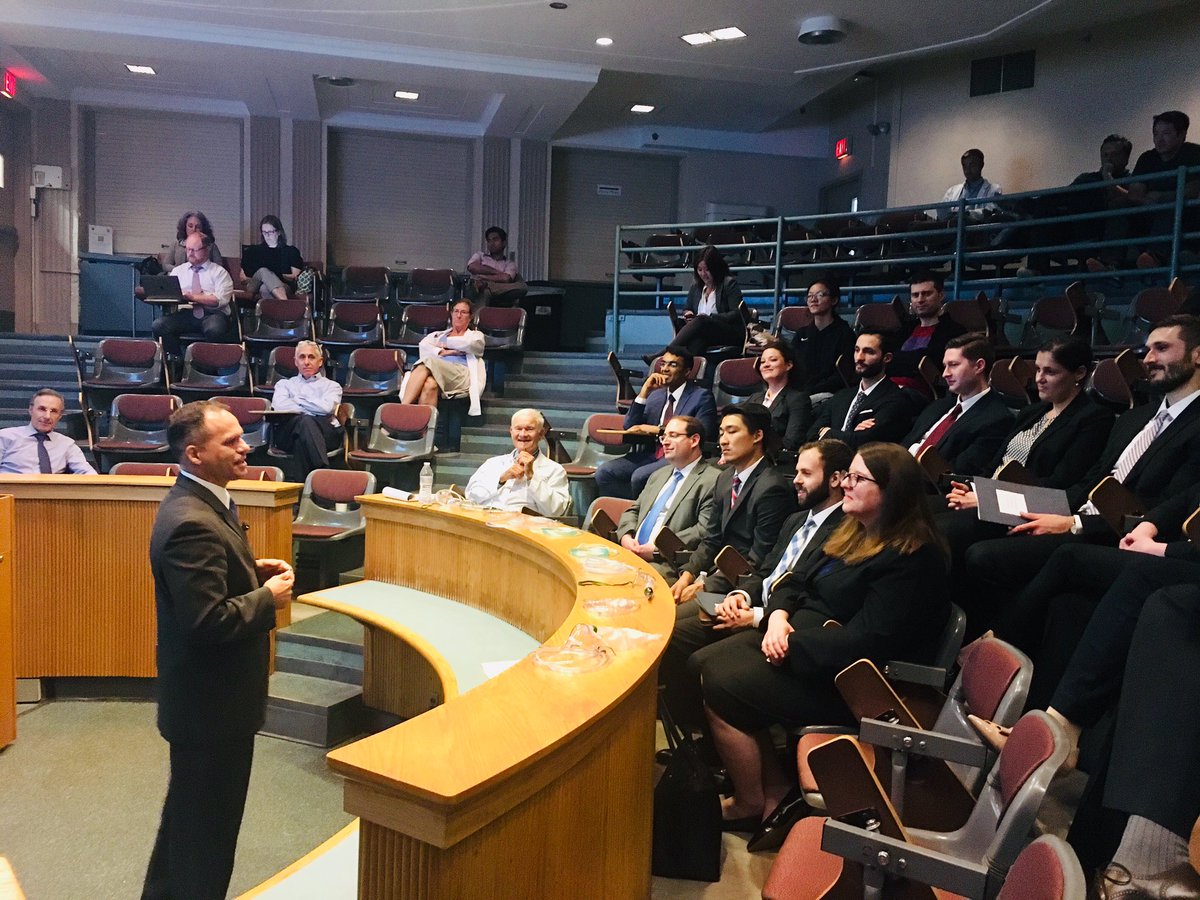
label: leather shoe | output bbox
[1095,861,1200,899]
[746,786,810,852]
[654,747,674,766]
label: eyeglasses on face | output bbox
[806,290,831,301]
[261,228,278,236]
[841,470,878,488]
[659,360,685,370]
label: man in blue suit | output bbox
[595,345,718,500]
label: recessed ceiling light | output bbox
[680,32,716,46]
[125,64,156,75]
[595,37,613,47]
[549,2,568,8]
[710,26,746,41]
[394,90,419,100]
[630,104,655,114]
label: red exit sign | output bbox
[834,137,851,159]
[0,70,15,100]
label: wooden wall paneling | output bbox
[0,496,14,748]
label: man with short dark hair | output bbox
[270,340,343,481]
[594,345,718,500]
[903,332,1014,475]
[616,414,719,579]
[0,388,95,474]
[938,148,1002,219]
[466,225,527,307]
[890,272,968,395]
[808,329,914,448]
[143,400,293,899]
[152,231,235,358]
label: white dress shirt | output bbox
[465,450,571,517]
[169,259,234,312]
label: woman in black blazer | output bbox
[694,442,950,828]
[746,339,812,452]
[647,245,746,360]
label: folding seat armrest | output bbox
[858,718,990,769]
[882,660,948,690]
[821,819,989,898]
[790,724,856,737]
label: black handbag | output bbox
[651,698,723,882]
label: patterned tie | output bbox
[916,402,962,457]
[763,515,818,604]
[191,265,205,318]
[842,389,867,431]
[636,469,684,545]
[34,432,52,474]
[655,392,677,460]
[730,473,742,506]
[1112,409,1172,483]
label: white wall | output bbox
[886,3,1200,208]
[676,150,827,223]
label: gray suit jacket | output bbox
[616,458,720,576]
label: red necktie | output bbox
[730,474,742,505]
[917,402,962,456]
[655,392,676,460]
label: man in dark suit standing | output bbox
[594,344,718,499]
[143,401,294,900]
[902,332,1014,476]
[616,414,720,579]
[659,434,844,728]
[809,329,915,448]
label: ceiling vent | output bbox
[317,76,356,87]
[797,16,847,45]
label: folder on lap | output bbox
[973,476,1070,527]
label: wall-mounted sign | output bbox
[834,137,851,160]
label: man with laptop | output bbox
[151,231,234,358]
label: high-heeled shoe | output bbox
[746,786,810,852]
[967,714,1080,772]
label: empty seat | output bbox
[347,403,437,492]
[211,395,271,451]
[109,461,179,476]
[240,464,285,481]
[476,306,526,396]
[713,356,763,407]
[94,393,182,471]
[317,302,384,351]
[340,347,406,429]
[386,303,450,351]
[171,342,251,400]
[292,468,377,589]
[403,268,457,303]
[330,266,389,303]
[72,336,167,429]
[242,297,314,355]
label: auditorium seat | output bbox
[330,266,389,304]
[267,402,353,476]
[93,393,182,472]
[559,412,629,517]
[171,341,251,400]
[253,345,300,398]
[1088,357,1134,411]
[211,394,271,452]
[109,461,179,476]
[71,336,167,432]
[402,268,457,304]
[292,468,377,590]
[346,403,437,492]
[990,358,1035,409]
[853,297,906,333]
[771,305,813,343]
[713,356,762,407]
[316,302,384,355]
[476,305,525,396]
[241,464,285,481]
[339,347,406,432]
[385,302,450,351]
[242,297,314,360]
[583,496,633,542]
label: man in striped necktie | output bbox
[152,232,235,360]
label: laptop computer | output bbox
[140,274,185,301]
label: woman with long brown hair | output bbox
[693,442,950,831]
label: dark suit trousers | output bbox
[672,314,743,358]
[659,599,732,729]
[962,531,1083,637]
[142,737,255,900]
[1106,584,1200,836]
[152,310,232,358]
[272,414,340,480]
[1051,554,1200,728]
[594,450,666,501]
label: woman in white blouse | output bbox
[401,299,486,416]
[646,245,746,362]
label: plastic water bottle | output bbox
[418,462,434,503]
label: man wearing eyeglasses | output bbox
[616,415,720,578]
[594,345,718,500]
[792,279,855,400]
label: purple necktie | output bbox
[191,265,204,318]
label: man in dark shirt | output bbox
[1118,111,1200,269]
[792,278,855,400]
[891,272,966,397]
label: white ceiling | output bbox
[0,0,1190,146]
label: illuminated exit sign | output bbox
[0,70,15,100]
[834,137,851,159]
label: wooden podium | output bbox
[0,496,13,750]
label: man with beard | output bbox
[961,315,1200,629]
[808,329,915,448]
[658,436,843,729]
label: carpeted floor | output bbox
[0,700,351,899]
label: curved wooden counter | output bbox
[318,497,675,898]
[0,475,300,679]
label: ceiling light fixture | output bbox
[595,37,613,47]
[681,32,716,46]
[797,15,847,45]
[549,2,568,8]
[630,104,655,114]
[394,90,419,100]
[709,27,746,41]
[125,64,156,75]
[317,76,356,87]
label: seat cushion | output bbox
[292,525,349,539]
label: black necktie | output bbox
[35,432,52,474]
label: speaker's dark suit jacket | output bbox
[152,475,277,743]
[983,392,1115,488]
[736,506,845,605]
[902,389,1014,476]
[681,459,798,593]
[809,376,915,449]
[749,386,812,452]
[1068,396,1200,535]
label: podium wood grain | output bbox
[0,497,13,749]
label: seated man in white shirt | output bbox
[465,226,527,307]
[152,232,235,358]
[270,340,343,481]
[0,388,96,474]
[937,148,1003,220]
[465,408,570,516]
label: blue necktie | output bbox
[763,515,817,604]
[637,469,684,545]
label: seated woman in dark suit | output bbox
[645,245,747,362]
[747,339,811,452]
[241,215,304,300]
[938,337,1115,568]
[694,442,950,827]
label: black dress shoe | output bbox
[654,747,674,766]
[746,787,810,852]
[1095,861,1200,899]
